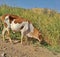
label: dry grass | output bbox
[0,5,60,52]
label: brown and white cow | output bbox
[0,14,42,44]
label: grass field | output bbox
[0,5,60,52]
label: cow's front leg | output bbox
[20,31,24,44]
[20,26,28,44]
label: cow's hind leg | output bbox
[2,27,6,41]
[6,29,12,43]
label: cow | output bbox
[0,14,42,44]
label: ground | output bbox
[0,38,60,57]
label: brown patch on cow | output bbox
[14,17,31,24]
[0,14,31,24]
[9,14,20,23]
[4,23,7,28]
[30,28,42,41]
[0,14,20,23]
[8,14,30,24]
[14,18,26,24]
[0,14,9,22]
[31,28,39,37]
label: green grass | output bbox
[0,5,60,52]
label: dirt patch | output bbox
[0,38,60,57]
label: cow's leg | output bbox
[20,31,24,44]
[6,29,12,43]
[20,22,29,44]
[2,27,7,41]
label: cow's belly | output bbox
[11,23,21,32]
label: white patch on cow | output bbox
[10,19,29,32]
[29,23,34,32]
[26,23,34,38]
[5,16,9,19]
[4,16,10,28]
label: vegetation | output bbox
[0,5,60,52]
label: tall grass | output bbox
[0,5,60,52]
